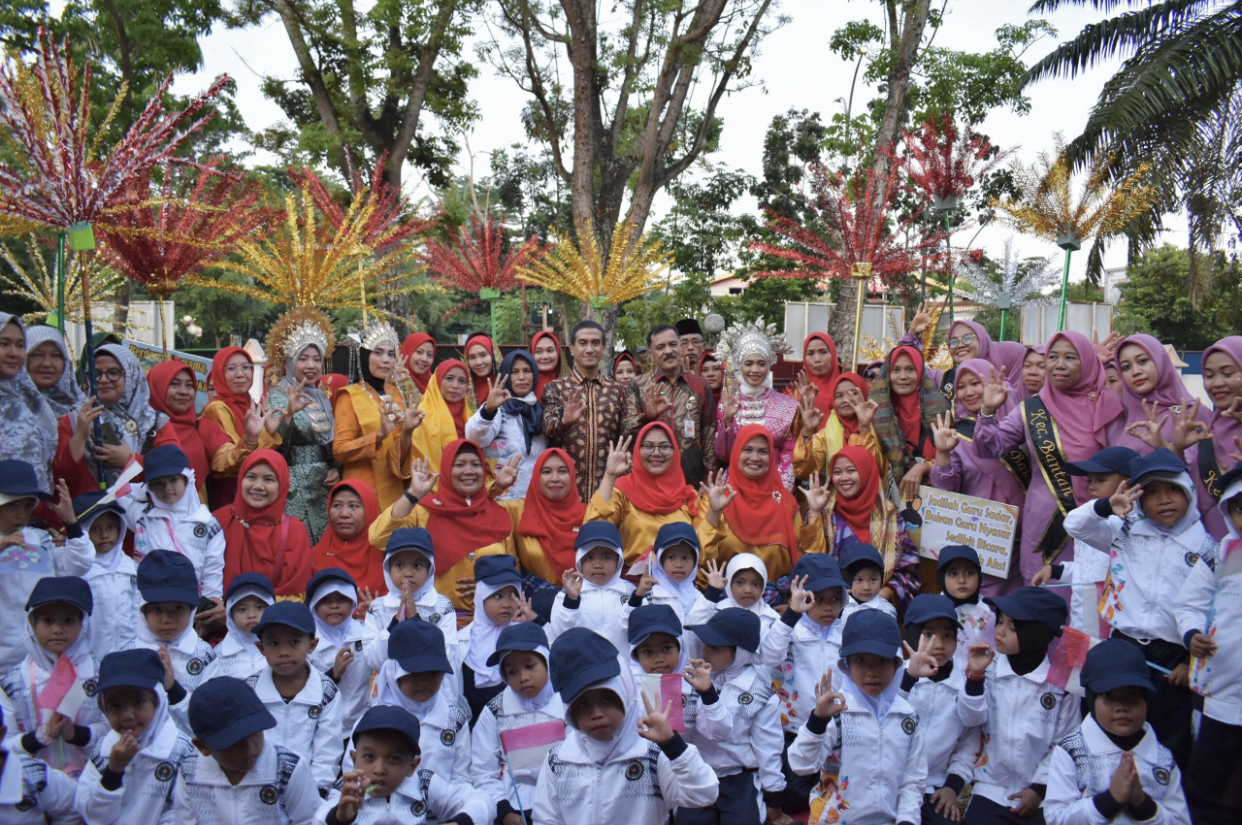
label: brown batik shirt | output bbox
[542,369,628,503]
[623,370,718,489]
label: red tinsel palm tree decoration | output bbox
[421,214,547,323]
[292,159,432,254]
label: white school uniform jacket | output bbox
[690,664,785,798]
[1066,497,1219,644]
[547,581,634,653]
[956,653,1079,808]
[471,688,566,817]
[127,634,216,694]
[316,766,492,825]
[464,405,547,500]
[84,557,140,659]
[839,594,897,628]
[532,734,719,825]
[1176,543,1242,724]
[901,665,979,793]
[0,526,93,673]
[366,596,461,702]
[758,610,841,732]
[0,751,80,825]
[787,677,927,825]
[1044,716,1189,825]
[121,481,226,599]
[75,717,197,824]
[0,653,107,769]
[246,667,344,791]
[308,614,383,735]
[360,696,472,784]
[172,740,320,825]
[198,640,265,683]
[624,589,715,634]
[1057,504,1118,634]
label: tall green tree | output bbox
[1115,244,1242,349]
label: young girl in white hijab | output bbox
[460,555,533,724]
[75,492,140,659]
[533,627,719,825]
[368,527,458,648]
[629,523,714,638]
[705,553,782,633]
[306,567,376,733]
[549,522,634,652]
[199,573,274,682]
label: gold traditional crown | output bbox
[264,307,336,383]
[282,319,330,360]
[359,318,399,351]
[715,318,792,368]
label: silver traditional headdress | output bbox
[358,318,399,351]
[715,318,791,369]
[282,319,330,360]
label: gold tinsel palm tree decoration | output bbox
[0,240,126,327]
[517,219,671,313]
[992,133,1154,330]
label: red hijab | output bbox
[725,425,799,558]
[435,360,469,438]
[615,421,698,517]
[890,346,934,459]
[216,450,312,596]
[312,479,384,593]
[518,448,587,574]
[464,334,496,404]
[830,373,870,438]
[802,333,841,424]
[209,346,255,427]
[421,440,514,571]
[530,330,562,398]
[147,360,230,491]
[400,333,436,393]
[829,445,881,543]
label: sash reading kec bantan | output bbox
[1022,395,1078,563]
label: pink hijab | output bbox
[1205,336,1242,469]
[993,341,1033,402]
[1114,333,1208,454]
[1041,331,1125,468]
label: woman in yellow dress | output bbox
[792,371,885,480]
[409,359,472,474]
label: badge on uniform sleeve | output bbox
[83,679,97,697]
[625,760,645,781]
[1040,692,1057,710]
[259,785,279,805]
[440,729,455,746]
[187,659,204,676]
[429,613,441,624]
[901,717,917,735]
[354,640,364,651]
[1153,767,1171,786]
[410,800,427,816]
[1185,552,1200,567]
[154,762,175,782]
[193,525,207,538]
[738,693,753,705]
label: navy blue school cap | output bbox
[1128,447,1188,483]
[388,618,452,674]
[97,649,165,694]
[654,522,699,556]
[984,587,1067,636]
[1067,446,1140,477]
[305,568,355,605]
[387,527,434,559]
[474,555,522,589]
[904,594,962,629]
[936,545,980,571]
[530,587,557,624]
[188,676,276,750]
[688,608,761,653]
[840,610,902,659]
[549,628,622,703]
[254,600,316,637]
[576,521,622,552]
[486,622,549,667]
[1080,637,1155,695]
[72,491,124,524]
[143,445,190,482]
[0,459,50,502]
[136,551,199,605]
[352,705,421,756]
[1220,461,1242,493]
[791,554,847,594]
[25,575,93,616]
[226,573,275,603]
[627,604,683,647]
[839,542,884,575]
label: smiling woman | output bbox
[1113,333,1210,456]
[311,479,383,593]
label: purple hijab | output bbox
[1205,336,1242,465]
[1114,333,1208,454]
[993,341,1033,402]
[948,320,994,364]
[955,358,1016,420]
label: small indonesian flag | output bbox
[641,673,685,733]
[1047,626,1100,696]
[500,720,566,772]
[109,458,142,500]
[627,547,654,577]
[36,654,79,717]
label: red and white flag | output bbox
[1047,626,1100,696]
[500,720,566,772]
[640,673,685,733]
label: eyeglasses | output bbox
[947,334,977,348]
[94,369,124,382]
[640,443,675,455]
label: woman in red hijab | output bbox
[514,448,588,585]
[869,345,951,502]
[796,333,841,430]
[792,372,883,481]
[147,360,236,503]
[201,347,282,507]
[463,333,498,409]
[216,450,313,597]
[586,421,697,564]
[813,445,921,612]
[312,479,384,594]
[530,330,563,400]
[400,333,436,397]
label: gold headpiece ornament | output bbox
[715,318,792,368]
[358,318,399,352]
[264,308,336,383]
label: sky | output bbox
[173,0,1184,286]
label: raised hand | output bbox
[642,381,673,420]
[683,658,714,693]
[562,570,584,600]
[484,375,511,412]
[45,479,77,525]
[402,404,425,432]
[704,559,726,590]
[494,453,521,489]
[798,391,825,436]
[804,473,830,514]
[242,403,264,444]
[981,367,1009,415]
[932,411,959,454]
[604,436,634,478]
[1109,480,1144,519]
[333,645,354,680]
[513,592,537,623]
[1221,397,1242,424]
[700,469,736,514]
[355,587,374,619]
[908,301,932,337]
[400,580,417,620]
[787,574,813,614]
[1124,399,1170,451]
[378,399,397,441]
[812,668,847,719]
[285,379,314,416]
[260,398,283,435]
[637,692,676,743]
[1171,399,1212,452]
[968,643,994,677]
[336,769,368,822]
[1109,751,1140,806]
[158,646,175,690]
[75,396,105,432]
[562,388,587,425]
[722,390,741,426]
[107,731,141,773]
[1093,330,1123,365]
[795,371,818,406]
[853,398,879,431]
[903,634,940,679]
[635,565,657,598]
[407,457,440,499]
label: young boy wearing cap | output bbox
[550,521,634,652]
[682,608,786,825]
[629,523,715,629]
[1035,446,1140,634]
[839,541,898,622]
[902,594,982,825]
[201,573,276,682]
[958,586,1078,824]
[460,555,536,724]
[327,705,488,825]
[174,675,321,824]
[368,528,459,650]
[532,628,719,825]
[1043,638,1189,824]
[470,622,565,825]
[1176,462,1242,825]
[118,445,226,606]
[0,461,91,673]
[306,568,378,735]
[247,600,343,794]
[0,575,107,774]
[75,648,197,825]
[0,706,78,825]
[75,491,141,659]
[787,610,927,825]
[755,554,847,816]
[1064,448,1216,769]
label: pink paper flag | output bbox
[36,655,78,717]
[1047,626,1099,695]
[641,673,685,733]
[500,720,566,772]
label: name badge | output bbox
[684,417,695,439]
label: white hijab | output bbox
[1217,477,1242,567]
[24,604,94,676]
[709,644,756,689]
[501,645,558,713]
[374,660,444,721]
[139,466,203,521]
[81,507,130,573]
[310,580,366,650]
[1134,470,1206,550]
[838,653,903,721]
[464,579,518,689]
[134,598,200,656]
[652,542,700,617]
[218,584,275,661]
[722,553,780,621]
[628,627,688,683]
[97,682,172,752]
[563,674,643,766]
[380,548,439,612]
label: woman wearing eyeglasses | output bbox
[55,343,182,496]
[585,422,699,565]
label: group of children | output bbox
[0,433,1238,824]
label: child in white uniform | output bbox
[201,573,274,682]
[459,555,531,724]
[703,553,781,633]
[127,552,216,702]
[0,705,78,825]
[548,522,633,652]
[936,545,995,672]
[75,491,140,659]
[307,569,378,736]
[368,528,457,647]
[839,541,898,623]
[532,628,719,824]
[629,523,715,629]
